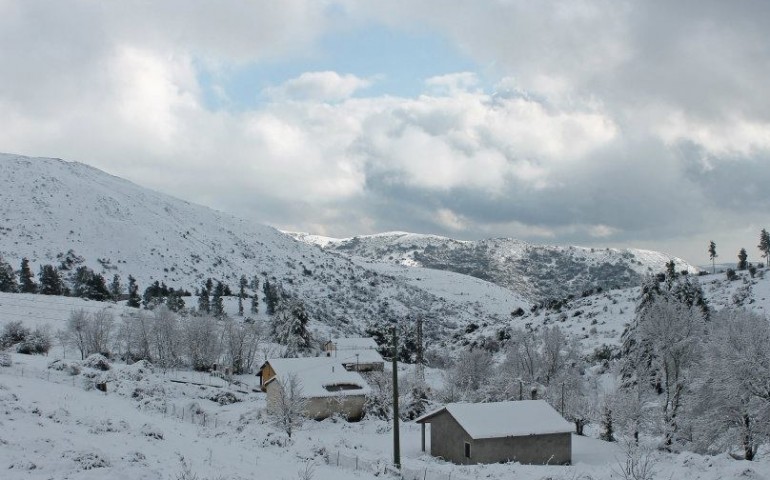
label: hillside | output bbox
[0,153,528,341]
[287,231,699,302]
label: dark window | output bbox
[464,442,471,458]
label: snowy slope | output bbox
[0,153,528,341]
[288,231,699,302]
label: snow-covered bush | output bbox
[83,353,111,371]
[0,352,11,367]
[16,327,52,355]
[140,423,164,440]
[209,391,240,405]
[48,359,81,376]
[0,320,29,348]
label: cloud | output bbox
[2,1,770,263]
[264,71,373,101]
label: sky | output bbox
[1,0,769,265]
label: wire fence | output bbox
[327,450,473,480]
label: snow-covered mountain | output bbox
[287,231,698,302]
[0,153,527,341]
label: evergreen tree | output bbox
[250,292,259,315]
[665,259,678,284]
[271,299,312,356]
[127,275,141,308]
[738,248,749,271]
[38,264,64,295]
[211,281,225,318]
[0,256,18,293]
[759,229,770,267]
[166,292,185,312]
[238,275,247,317]
[708,241,718,274]
[198,284,210,314]
[87,272,110,301]
[263,279,281,315]
[110,274,122,300]
[19,258,37,293]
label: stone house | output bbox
[258,357,371,421]
[415,400,573,465]
[321,337,385,372]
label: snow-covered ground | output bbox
[3,348,769,480]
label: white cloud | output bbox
[264,71,373,101]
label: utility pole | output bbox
[392,326,401,469]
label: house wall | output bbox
[427,411,571,465]
[265,381,366,421]
[428,411,473,464]
[259,363,275,391]
[473,432,571,465]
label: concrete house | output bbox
[415,400,573,465]
[322,337,385,372]
[258,357,371,421]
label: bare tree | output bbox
[152,306,179,367]
[271,373,307,438]
[636,297,705,448]
[183,315,220,371]
[692,309,770,460]
[86,309,114,356]
[67,309,89,360]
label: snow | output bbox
[263,357,371,398]
[416,400,574,439]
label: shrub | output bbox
[16,327,51,355]
[1,321,29,348]
[726,268,738,281]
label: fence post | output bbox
[423,467,427,480]
[356,456,358,471]
[337,451,340,467]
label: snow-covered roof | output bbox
[326,337,384,365]
[330,337,379,350]
[263,357,371,398]
[415,400,573,439]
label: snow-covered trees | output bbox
[0,256,18,292]
[270,299,312,357]
[183,315,220,371]
[692,309,770,460]
[222,317,261,374]
[738,248,749,271]
[633,297,705,448]
[19,257,37,293]
[708,241,718,274]
[127,275,141,308]
[67,309,115,359]
[38,264,65,295]
[759,229,770,266]
[271,373,307,438]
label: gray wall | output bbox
[265,381,366,421]
[428,411,473,464]
[427,411,572,465]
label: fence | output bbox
[328,450,473,480]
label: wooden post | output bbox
[392,326,401,469]
[421,423,426,452]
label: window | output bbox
[464,441,471,459]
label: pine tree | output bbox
[708,241,718,274]
[198,285,210,314]
[738,248,749,271]
[19,258,37,293]
[238,275,247,317]
[211,281,225,318]
[759,229,770,267]
[665,259,678,284]
[38,264,64,295]
[110,274,122,300]
[127,275,141,308]
[250,293,258,315]
[0,256,18,293]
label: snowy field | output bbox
[4,269,770,479]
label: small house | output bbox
[415,400,573,465]
[322,337,385,372]
[258,357,371,421]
